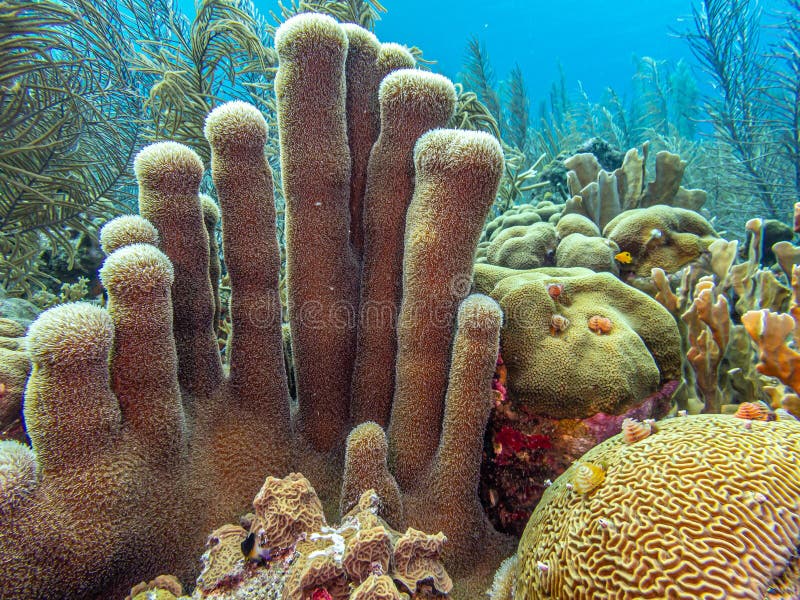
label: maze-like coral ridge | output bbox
[516,415,800,599]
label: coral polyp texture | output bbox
[473,263,681,419]
[603,205,718,277]
[0,13,510,600]
[505,415,800,600]
[0,317,30,441]
[186,475,452,600]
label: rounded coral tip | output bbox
[200,194,220,226]
[133,141,204,195]
[26,303,113,367]
[414,128,503,176]
[456,293,503,334]
[346,421,388,459]
[377,42,415,71]
[274,12,347,60]
[379,69,456,118]
[0,440,38,515]
[99,215,160,255]
[204,100,268,151]
[341,22,378,48]
[100,243,174,298]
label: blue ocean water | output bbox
[372,0,692,102]
[179,0,782,106]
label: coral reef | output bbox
[481,365,676,536]
[0,13,510,599]
[506,414,800,599]
[563,145,707,231]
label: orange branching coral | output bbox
[742,308,800,393]
[587,315,612,334]
[682,277,731,413]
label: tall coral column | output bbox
[342,24,414,258]
[276,13,359,451]
[204,102,292,445]
[388,128,505,490]
[135,143,223,398]
[351,69,457,427]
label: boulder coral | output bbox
[504,414,800,599]
[554,233,619,274]
[603,205,718,277]
[0,14,509,600]
[473,264,681,419]
[485,222,558,271]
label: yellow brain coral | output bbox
[512,415,800,599]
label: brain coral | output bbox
[511,414,800,600]
[473,264,681,419]
[603,205,718,277]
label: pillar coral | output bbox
[0,13,509,600]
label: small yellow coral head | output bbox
[571,461,605,494]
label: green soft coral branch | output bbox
[0,0,142,296]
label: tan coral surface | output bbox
[474,264,681,419]
[514,414,800,599]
